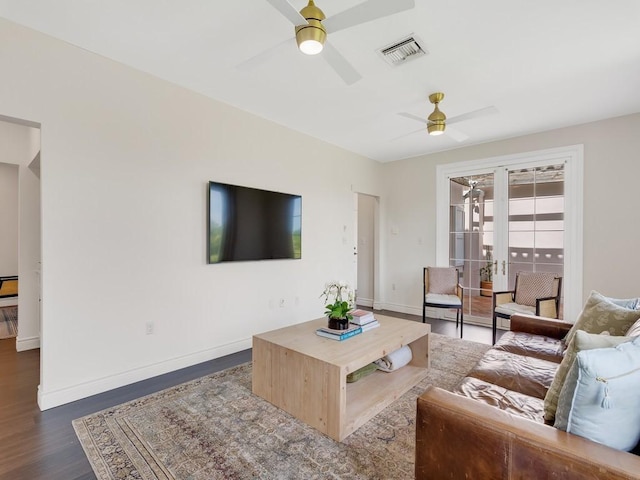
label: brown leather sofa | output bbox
[416,314,640,479]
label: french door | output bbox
[436,146,583,327]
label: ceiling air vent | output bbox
[378,35,428,66]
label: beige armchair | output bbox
[492,271,562,343]
[423,267,464,338]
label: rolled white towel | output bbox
[374,345,413,372]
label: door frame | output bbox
[435,145,584,323]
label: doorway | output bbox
[355,193,379,308]
[436,145,583,327]
[0,116,42,413]
[0,119,41,351]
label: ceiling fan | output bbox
[462,179,484,199]
[238,0,416,85]
[397,92,498,142]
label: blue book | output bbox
[316,326,363,341]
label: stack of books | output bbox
[349,309,380,332]
[316,324,362,341]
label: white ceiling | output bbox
[1,0,639,162]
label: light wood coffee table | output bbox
[252,314,430,441]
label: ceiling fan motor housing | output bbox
[427,92,446,135]
[295,1,327,55]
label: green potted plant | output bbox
[321,281,355,330]
[479,252,493,297]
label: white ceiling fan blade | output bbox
[397,112,425,125]
[390,127,424,142]
[265,0,308,26]
[236,37,295,71]
[444,126,470,142]
[447,106,498,126]
[397,111,467,141]
[321,42,362,85]
[324,0,415,34]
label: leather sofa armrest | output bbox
[509,313,571,339]
[416,386,640,480]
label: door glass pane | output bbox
[508,164,564,317]
[449,173,494,320]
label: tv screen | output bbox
[207,181,302,263]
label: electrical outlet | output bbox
[279,298,285,308]
[145,321,154,335]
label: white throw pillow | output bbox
[554,335,640,451]
[554,330,636,429]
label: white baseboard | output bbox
[356,296,373,307]
[16,335,40,351]
[378,302,422,317]
[37,337,252,411]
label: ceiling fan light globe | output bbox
[428,123,446,136]
[295,23,326,55]
[299,39,324,55]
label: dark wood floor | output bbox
[374,308,505,343]
[0,341,253,480]
[0,311,502,480]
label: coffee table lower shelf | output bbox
[345,365,428,436]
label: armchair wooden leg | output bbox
[459,308,464,339]
[422,305,426,323]
[492,315,497,344]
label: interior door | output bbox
[449,172,497,324]
[502,164,565,322]
[437,146,582,326]
[448,163,565,326]
[356,193,376,308]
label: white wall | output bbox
[379,113,640,316]
[0,18,381,409]
[0,162,18,276]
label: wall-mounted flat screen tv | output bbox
[207,181,302,263]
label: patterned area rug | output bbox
[73,333,489,480]
[0,306,18,339]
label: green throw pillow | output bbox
[564,291,640,347]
